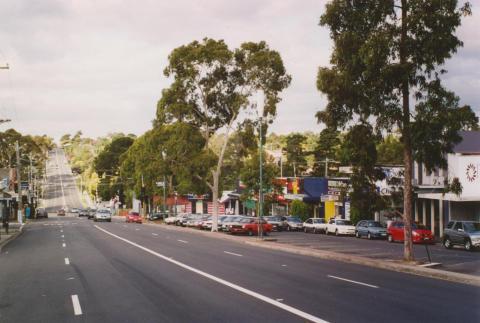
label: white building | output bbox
[414,131,480,237]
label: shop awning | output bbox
[302,178,328,203]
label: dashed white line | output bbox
[61,235,65,238]
[94,225,328,323]
[152,233,159,236]
[71,295,83,315]
[224,251,243,257]
[281,264,287,267]
[135,228,140,231]
[62,243,66,248]
[66,277,75,280]
[327,275,379,289]
[65,258,70,265]
[177,239,188,244]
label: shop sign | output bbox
[321,194,339,202]
[284,194,306,201]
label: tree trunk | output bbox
[401,0,414,261]
[211,172,219,231]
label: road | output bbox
[43,148,83,212]
[0,215,479,323]
[269,231,480,275]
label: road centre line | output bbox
[152,233,159,236]
[94,225,328,323]
[327,275,379,289]
[177,239,188,244]
[62,243,66,248]
[65,258,70,265]
[224,251,243,257]
[71,295,83,316]
[61,235,65,238]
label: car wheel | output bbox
[367,232,372,240]
[94,219,97,222]
[108,219,112,222]
[355,231,360,238]
[287,225,291,232]
[335,229,339,236]
[388,234,394,243]
[313,228,317,234]
[464,239,473,251]
[443,237,452,249]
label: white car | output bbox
[303,218,327,233]
[164,216,178,225]
[94,209,112,222]
[325,218,356,236]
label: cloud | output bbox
[0,0,477,141]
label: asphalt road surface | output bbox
[43,149,83,212]
[268,231,480,275]
[1,215,479,323]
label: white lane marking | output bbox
[177,239,188,244]
[224,251,243,257]
[419,262,442,267]
[66,277,75,280]
[327,275,379,289]
[71,295,83,316]
[276,298,284,302]
[60,230,63,233]
[65,258,70,265]
[281,264,287,267]
[135,228,140,231]
[94,225,328,323]
[61,235,65,238]
[152,233,159,236]
[62,243,66,248]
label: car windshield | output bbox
[463,222,480,232]
[368,222,382,227]
[99,210,110,213]
[336,220,352,225]
[129,212,139,216]
[313,219,325,223]
[287,217,302,223]
[267,216,282,221]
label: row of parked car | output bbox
[162,213,479,251]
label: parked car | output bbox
[201,216,227,230]
[355,220,387,239]
[149,212,168,221]
[443,221,480,251]
[71,208,79,214]
[94,209,112,222]
[282,216,304,231]
[57,208,66,216]
[126,211,142,224]
[222,216,246,232]
[325,218,356,236]
[387,221,434,244]
[78,208,89,217]
[227,217,272,236]
[35,207,48,218]
[164,216,178,225]
[303,218,327,233]
[175,214,190,226]
[264,216,285,231]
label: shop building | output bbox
[414,131,480,237]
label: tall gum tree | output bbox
[317,0,478,261]
[156,38,291,231]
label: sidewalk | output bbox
[0,223,24,252]
[145,221,480,287]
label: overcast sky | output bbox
[0,0,478,141]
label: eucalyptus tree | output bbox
[317,0,478,260]
[156,38,291,231]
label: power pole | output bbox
[258,118,263,239]
[15,141,23,223]
[325,157,329,178]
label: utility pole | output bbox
[258,118,264,239]
[15,141,23,224]
[325,157,329,178]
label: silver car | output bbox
[94,209,112,222]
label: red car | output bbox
[387,221,434,244]
[229,218,273,236]
[126,212,142,224]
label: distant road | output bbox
[43,148,83,212]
